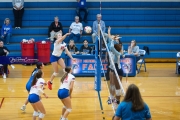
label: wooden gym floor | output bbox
[0,63,180,120]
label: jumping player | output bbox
[28,69,48,120]
[47,32,75,90]
[58,67,75,120]
[20,62,44,111]
[107,27,124,107]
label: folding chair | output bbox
[137,49,146,73]
[176,52,180,75]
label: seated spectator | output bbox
[113,84,152,120]
[0,18,12,45]
[92,14,108,43]
[128,40,140,72]
[12,0,24,29]
[76,0,88,23]
[69,16,83,43]
[80,40,91,54]
[67,40,79,54]
[48,16,63,42]
[0,40,10,79]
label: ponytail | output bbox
[60,72,68,83]
[31,69,43,87]
[60,67,72,83]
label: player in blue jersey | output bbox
[20,62,44,111]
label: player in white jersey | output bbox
[47,32,75,90]
[20,62,44,112]
[57,67,75,120]
[28,70,48,120]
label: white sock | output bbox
[61,117,66,120]
[110,94,114,99]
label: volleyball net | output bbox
[95,24,126,113]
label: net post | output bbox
[94,24,103,111]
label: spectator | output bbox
[0,40,10,79]
[49,16,63,42]
[12,0,24,29]
[114,84,152,120]
[76,0,88,23]
[67,40,79,54]
[69,16,83,43]
[92,14,108,43]
[128,40,140,72]
[80,40,91,54]
[0,18,12,45]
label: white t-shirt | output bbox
[29,78,45,96]
[52,41,67,57]
[59,73,75,90]
[70,22,83,34]
[13,0,24,9]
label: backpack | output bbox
[143,46,150,55]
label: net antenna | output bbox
[98,24,126,96]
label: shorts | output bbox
[28,94,40,103]
[58,89,69,99]
[110,63,124,76]
[50,55,62,63]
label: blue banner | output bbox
[0,56,38,64]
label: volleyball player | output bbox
[58,67,75,120]
[47,32,75,90]
[28,69,48,120]
[21,62,44,111]
[107,27,124,107]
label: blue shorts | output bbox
[28,94,40,103]
[50,55,62,63]
[58,89,69,99]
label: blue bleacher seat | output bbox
[0,2,179,59]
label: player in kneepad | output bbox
[20,62,44,112]
[28,69,48,120]
[111,43,124,106]
[57,67,75,120]
[47,32,75,90]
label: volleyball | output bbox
[42,41,46,44]
[84,26,92,34]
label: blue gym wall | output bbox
[0,2,180,59]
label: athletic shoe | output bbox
[11,65,15,69]
[47,80,52,90]
[18,27,21,29]
[20,105,26,111]
[3,74,6,79]
[107,97,115,104]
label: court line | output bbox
[0,97,5,109]
[0,96,180,99]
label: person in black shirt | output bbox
[80,39,91,54]
[67,40,79,54]
[0,40,10,79]
[48,16,63,42]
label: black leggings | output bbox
[13,8,24,27]
[3,64,8,74]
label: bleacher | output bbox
[0,2,180,60]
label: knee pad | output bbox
[63,106,67,109]
[116,89,123,96]
[116,89,121,96]
[53,72,59,76]
[39,113,45,119]
[33,111,39,117]
[67,108,72,113]
[110,85,115,91]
